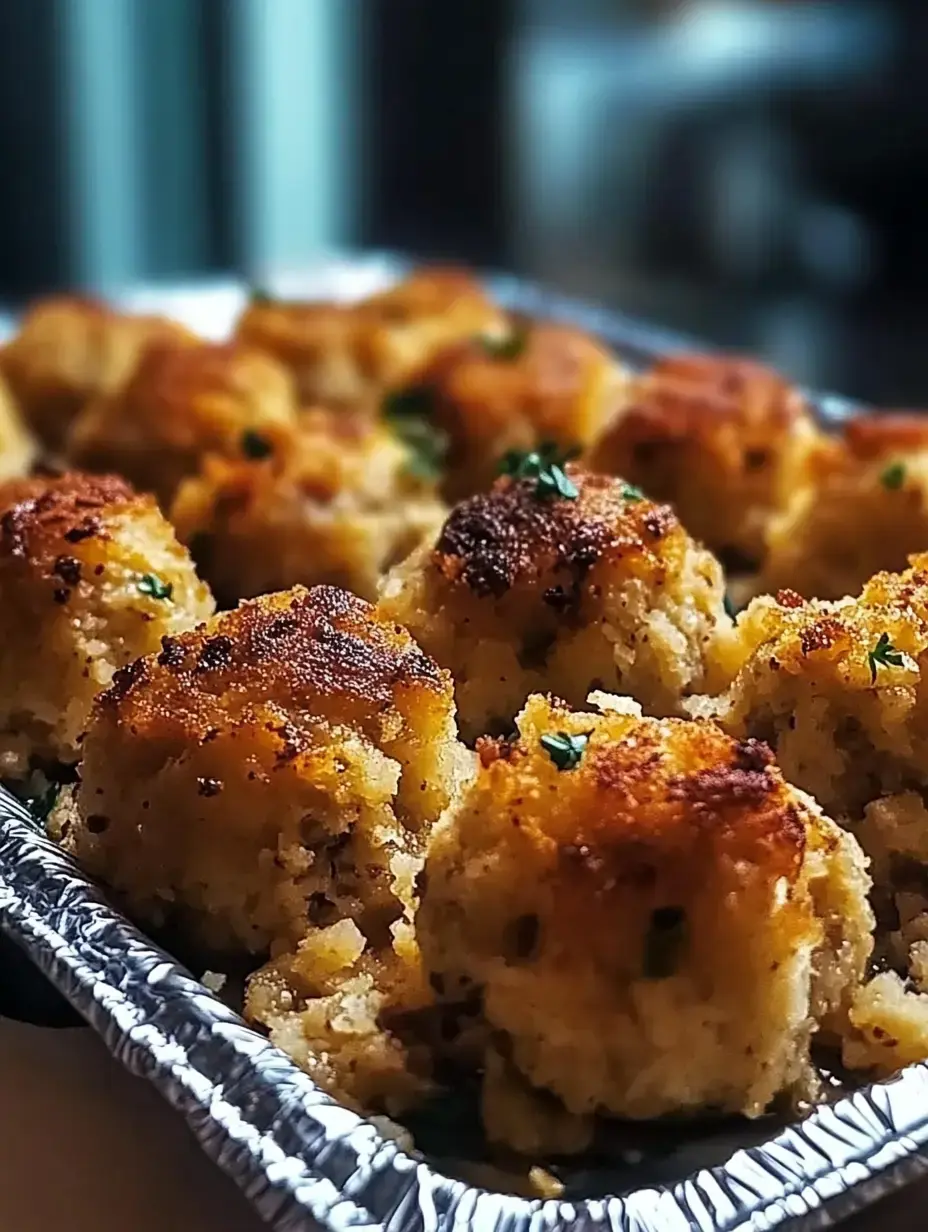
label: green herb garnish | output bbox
[477,328,528,361]
[499,442,579,501]
[724,594,737,620]
[881,461,906,491]
[621,482,645,503]
[383,387,448,481]
[248,287,273,304]
[540,730,590,771]
[241,429,273,460]
[867,631,915,683]
[137,573,173,602]
[643,906,687,979]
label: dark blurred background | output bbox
[0,0,923,403]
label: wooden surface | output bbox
[0,1014,923,1232]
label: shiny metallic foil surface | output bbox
[0,258,922,1231]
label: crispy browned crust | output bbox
[627,354,804,441]
[115,341,289,437]
[433,467,680,598]
[472,703,809,903]
[0,471,141,590]
[96,585,450,740]
[1,297,194,448]
[842,413,928,461]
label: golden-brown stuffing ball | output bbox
[67,340,299,508]
[0,296,194,451]
[761,414,928,600]
[389,321,627,500]
[0,471,214,776]
[170,410,446,606]
[63,585,467,956]
[588,353,819,569]
[235,266,507,408]
[244,916,434,1115]
[378,465,731,742]
[709,557,928,820]
[0,371,36,479]
[417,693,872,1133]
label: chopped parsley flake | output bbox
[867,632,915,683]
[499,442,579,501]
[137,573,173,602]
[477,328,528,361]
[540,730,590,771]
[643,906,687,979]
[383,387,448,481]
[880,462,906,491]
[248,287,273,304]
[723,594,737,620]
[621,482,645,503]
[241,429,273,460]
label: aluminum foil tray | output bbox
[0,254,923,1231]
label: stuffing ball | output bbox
[389,321,627,500]
[378,465,731,742]
[417,693,873,1133]
[0,296,193,451]
[761,414,928,600]
[589,353,819,570]
[235,266,507,408]
[0,471,214,776]
[244,916,435,1115]
[170,410,446,606]
[710,557,928,820]
[67,340,299,508]
[63,586,467,956]
[0,372,36,479]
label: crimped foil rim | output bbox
[0,258,914,1231]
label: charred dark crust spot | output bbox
[0,474,138,577]
[157,636,186,668]
[434,470,680,597]
[799,618,846,656]
[775,588,806,609]
[94,584,448,730]
[195,635,235,674]
[53,555,82,587]
[101,656,148,707]
[669,764,774,810]
[731,738,775,774]
[196,777,223,797]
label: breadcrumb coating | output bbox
[379,467,731,741]
[68,340,299,507]
[0,470,213,774]
[236,267,506,408]
[398,321,627,499]
[171,410,446,605]
[761,414,928,599]
[417,693,872,1132]
[64,586,466,955]
[589,353,818,568]
[1,296,193,451]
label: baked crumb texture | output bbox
[589,353,819,571]
[68,339,300,507]
[171,409,446,606]
[0,470,214,775]
[416,693,872,1144]
[378,466,732,742]
[65,585,465,960]
[235,266,507,409]
[0,295,194,451]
